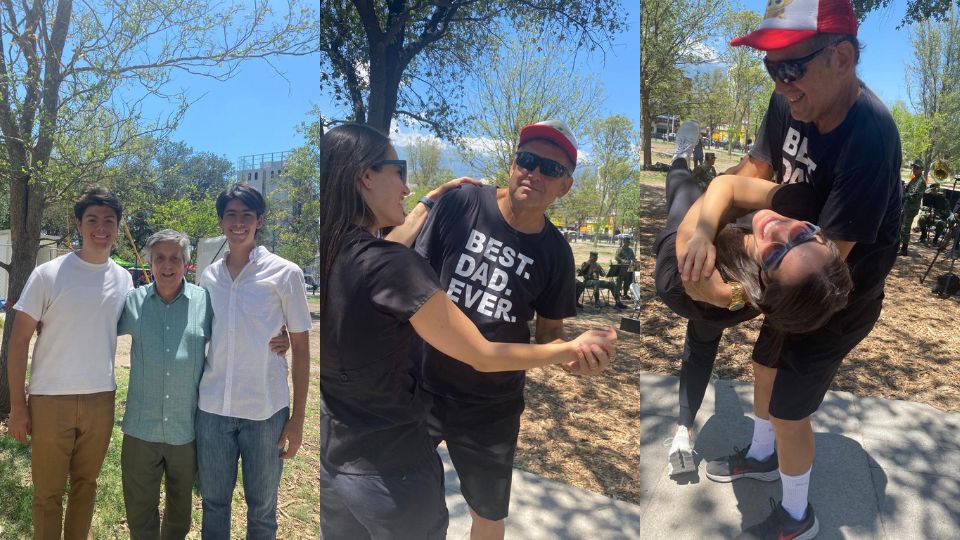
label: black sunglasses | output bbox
[760,222,822,273]
[514,151,569,178]
[763,43,836,84]
[378,159,407,183]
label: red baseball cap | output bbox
[518,120,578,169]
[730,0,858,51]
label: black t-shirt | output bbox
[413,184,577,402]
[751,84,902,304]
[319,226,441,475]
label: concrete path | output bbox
[442,446,643,539]
[639,372,960,539]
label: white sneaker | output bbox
[672,120,700,162]
[667,425,696,476]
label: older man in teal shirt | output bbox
[119,229,291,539]
[118,229,211,540]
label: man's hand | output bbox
[7,405,31,445]
[277,415,304,459]
[269,326,290,356]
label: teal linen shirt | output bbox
[118,281,212,445]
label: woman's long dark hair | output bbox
[714,223,853,334]
[316,123,392,302]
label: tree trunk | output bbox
[641,85,653,167]
[365,31,404,135]
[0,174,46,417]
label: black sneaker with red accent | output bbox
[736,498,819,540]
[705,444,779,482]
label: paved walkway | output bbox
[442,446,642,539]
[321,372,960,538]
[639,372,960,539]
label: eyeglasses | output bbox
[760,222,822,273]
[378,159,407,184]
[514,151,569,178]
[763,43,835,84]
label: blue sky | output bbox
[138,4,640,165]
[136,52,320,167]
[139,0,917,164]
[856,0,914,106]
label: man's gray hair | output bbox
[144,229,192,262]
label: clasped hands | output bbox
[561,327,618,377]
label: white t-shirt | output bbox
[13,252,133,395]
[199,246,312,421]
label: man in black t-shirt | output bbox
[413,120,590,539]
[700,1,903,538]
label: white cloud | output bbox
[686,41,721,64]
[388,128,445,149]
[389,127,501,156]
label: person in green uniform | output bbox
[615,238,636,298]
[900,160,926,255]
[693,152,718,192]
[575,252,627,308]
[919,183,950,245]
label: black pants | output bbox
[654,160,758,428]
[320,454,448,539]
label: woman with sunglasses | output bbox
[654,151,851,477]
[316,123,616,539]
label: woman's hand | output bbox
[426,177,483,201]
[678,229,716,282]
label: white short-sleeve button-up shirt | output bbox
[199,246,312,421]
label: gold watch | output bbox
[727,282,746,311]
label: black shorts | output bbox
[753,295,884,420]
[425,390,525,521]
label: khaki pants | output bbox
[29,391,115,540]
[121,434,196,540]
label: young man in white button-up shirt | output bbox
[196,184,312,538]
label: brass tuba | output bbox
[932,158,950,181]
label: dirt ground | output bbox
[514,179,960,507]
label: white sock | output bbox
[780,466,812,521]
[745,417,775,461]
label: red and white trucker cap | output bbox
[518,120,579,169]
[730,0,858,51]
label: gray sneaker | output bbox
[706,444,780,482]
[667,427,696,476]
[672,120,700,161]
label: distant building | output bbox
[236,151,291,202]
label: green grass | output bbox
[0,365,321,538]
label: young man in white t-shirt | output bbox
[7,186,134,539]
[195,183,312,538]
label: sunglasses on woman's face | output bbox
[378,159,407,184]
[760,222,822,273]
[763,44,834,84]
[514,151,569,178]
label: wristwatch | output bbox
[419,196,435,209]
[727,281,746,311]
